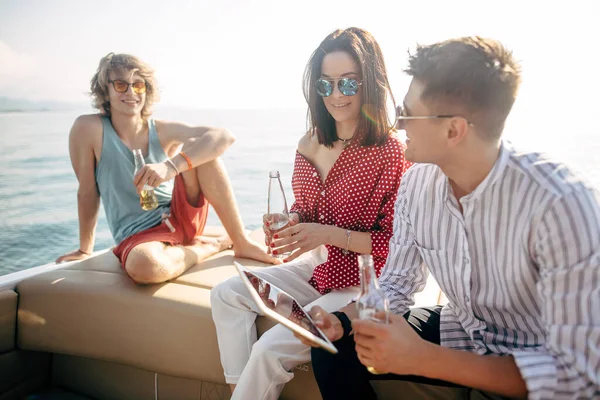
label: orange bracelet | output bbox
[179,151,193,170]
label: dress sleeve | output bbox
[370,140,413,270]
[289,152,312,223]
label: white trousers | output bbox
[211,246,358,400]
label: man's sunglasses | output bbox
[108,80,148,94]
[316,77,362,97]
[395,105,474,128]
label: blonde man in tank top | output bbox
[56,53,278,283]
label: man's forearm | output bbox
[419,343,527,399]
[170,129,234,171]
[339,302,358,321]
[77,191,100,253]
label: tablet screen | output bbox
[242,270,328,342]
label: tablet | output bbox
[234,261,338,354]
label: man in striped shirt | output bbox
[304,37,600,399]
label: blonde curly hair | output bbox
[90,53,159,120]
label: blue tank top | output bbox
[95,116,174,243]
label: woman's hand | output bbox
[133,162,177,193]
[271,222,331,262]
[262,212,300,253]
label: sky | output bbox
[1,0,599,117]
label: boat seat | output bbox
[15,228,444,400]
[16,250,242,385]
[14,228,316,399]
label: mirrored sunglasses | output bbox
[316,77,362,97]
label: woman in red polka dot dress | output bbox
[211,27,412,400]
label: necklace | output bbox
[338,137,353,149]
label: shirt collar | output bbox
[442,140,510,203]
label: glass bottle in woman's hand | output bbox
[265,170,291,258]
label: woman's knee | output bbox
[210,276,249,309]
[248,332,292,366]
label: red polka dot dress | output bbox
[290,134,412,294]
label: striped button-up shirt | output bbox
[380,141,600,399]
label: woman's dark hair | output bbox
[303,27,396,148]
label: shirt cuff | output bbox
[369,231,391,258]
[512,350,558,399]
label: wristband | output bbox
[179,151,193,170]
[332,311,352,339]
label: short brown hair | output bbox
[303,27,396,148]
[405,36,521,139]
[90,53,159,120]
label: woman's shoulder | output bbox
[374,132,405,158]
[297,130,318,156]
[382,131,405,149]
[369,132,409,174]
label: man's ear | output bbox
[446,117,470,148]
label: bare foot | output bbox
[191,234,233,252]
[234,237,281,265]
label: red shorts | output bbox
[113,174,209,267]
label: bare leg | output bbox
[124,235,232,284]
[125,158,278,284]
[192,158,279,265]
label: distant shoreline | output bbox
[0,109,54,113]
[0,95,90,113]
[0,107,89,114]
